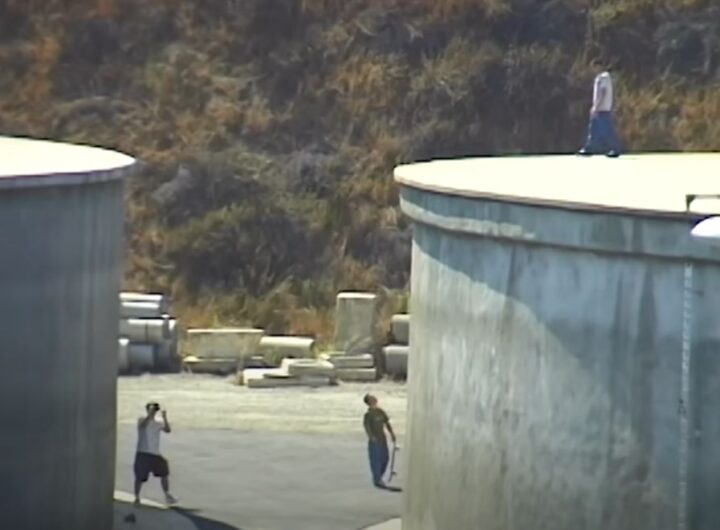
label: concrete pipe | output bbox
[390,314,410,345]
[127,343,155,373]
[258,336,315,365]
[383,345,408,378]
[187,328,264,360]
[119,318,169,344]
[334,292,378,354]
[156,319,180,372]
[0,136,133,530]
[120,292,169,311]
[120,300,164,319]
[118,338,130,373]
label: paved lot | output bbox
[117,375,407,435]
[116,375,405,530]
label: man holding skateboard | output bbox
[363,393,397,488]
[134,402,177,506]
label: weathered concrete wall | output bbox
[400,186,720,530]
[0,179,125,529]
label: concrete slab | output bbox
[327,353,375,369]
[258,336,315,365]
[394,153,720,215]
[187,329,264,360]
[116,428,402,530]
[283,358,336,378]
[183,357,238,375]
[337,367,378,382]
[243,364,335,388]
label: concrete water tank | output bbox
[396,154,720,530]
[0,137,134,529]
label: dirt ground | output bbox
[117,374,408,435]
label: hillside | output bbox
[1,0,718,340]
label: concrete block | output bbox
[328,353,375,369]
[391,314,410,345]
[383,345,409,378]
[118,338,129,373]
[183,356,238,375]
[258,336,315,365]
[334,292,378,354]
[187,328,264,360]
[282,358,336,378]
[119,317,169,344]
[336,367,378,382]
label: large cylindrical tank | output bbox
[0,137,134,530]
[396,154,720,530]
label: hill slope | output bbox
[1,0,718,339]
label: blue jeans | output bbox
[368,440,389,486]
[582,111,622,154]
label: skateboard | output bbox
[388,444,399,483]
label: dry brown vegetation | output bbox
[0,0,718,342]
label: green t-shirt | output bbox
[364,407,389,443]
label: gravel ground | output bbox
[118,374,407,435]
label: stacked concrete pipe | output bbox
[118,292,180,373]
[383,314,410,379]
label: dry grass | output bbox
[4,0,719,337]
[673,88,720,150]
[329,53,408,117]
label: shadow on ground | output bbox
[114,498,243,530]
[176,508,245,530]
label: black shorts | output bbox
[134,452,169,482]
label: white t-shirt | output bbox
[137,417,164,455]
[593,71,614,112]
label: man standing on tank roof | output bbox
[578,70,622,157]
[363,393,396,488]
[134,402,177,506]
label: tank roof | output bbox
[395,153,720,216]
[0,136,135,189]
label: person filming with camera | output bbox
[133,402,177,506]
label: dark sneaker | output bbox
[607,150,620,158]
[576,149,593,156]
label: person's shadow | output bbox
[174,508,244,530]
[115,499,244,530]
